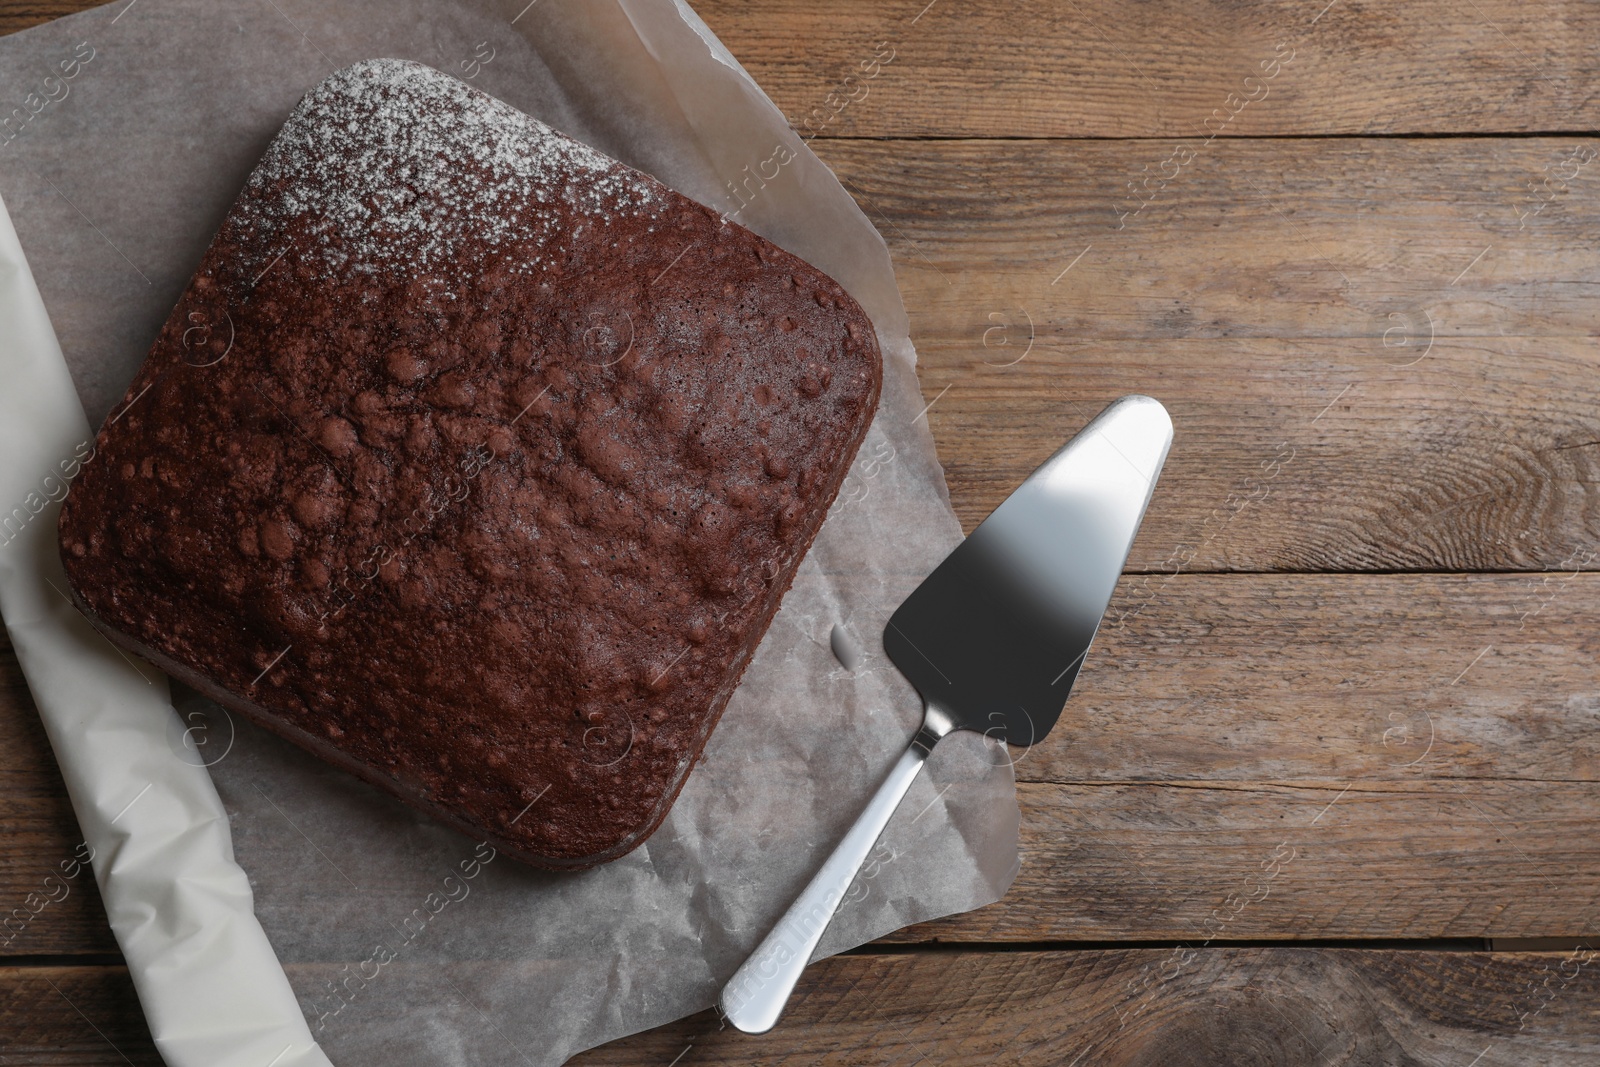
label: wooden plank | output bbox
[899,777,1600,942]
[812,137,1600,343]
[5,1,1597,138]
[4,951,1598,1066]
[811,137,1600,562]
[0,965,160,1065]
[576,948,1600,1066]
[1046,572,1600,785]
[0,0,70,37]
[899,334,1600,568]
[690,0,1600,139]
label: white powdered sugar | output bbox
[234,58,663,279]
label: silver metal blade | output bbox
[883,394,1172,743]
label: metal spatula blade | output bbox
[719,394,1173,1034]
[885,393,1173,745]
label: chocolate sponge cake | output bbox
[57,59,882,868]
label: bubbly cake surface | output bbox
[58,59,882,867]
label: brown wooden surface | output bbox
[4,0,1600,1064]
[814,137,1600,564]
[8,950,1600,1067]
[698,0,1600,139]
[9,951,1600,1066]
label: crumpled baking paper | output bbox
[0,1,1020,1064]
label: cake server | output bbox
[718,393,1173,1033]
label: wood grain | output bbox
[0,0,65,36]
[908,777,1600,942]
[5,1,1597,140]
[893,334,1600,569]
[0,966,161,1065]
[692,0,1600,139]
[810,137,1600,562]
[580,948,1600,1066]
[1048,573,1600,786]
[813,137,1600,342]
[7,951,1600,1066]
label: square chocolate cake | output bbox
[58,59,882,868]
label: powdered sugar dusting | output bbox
[234,58,663,280]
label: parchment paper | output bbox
[0,2,1020,1064]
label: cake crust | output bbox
[57,59,882,868]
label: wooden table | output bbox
[5,1,1600,1063]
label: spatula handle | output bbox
[719,739,930,1033]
